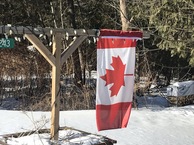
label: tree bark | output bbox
[67,0,83,87]
[119,0,129,31]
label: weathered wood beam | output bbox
[61,35,88,64]
[3,126,117,144]
[24,34,56,67]
[0,25,150,39]
[51,33,62,141]
[0,26,97,37]
[0,140,7,145]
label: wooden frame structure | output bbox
[0,25,150,141]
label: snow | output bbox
[1,103,194,145]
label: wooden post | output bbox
[24,33,89,142]
[25,33,62,140]
[51,33,62,141]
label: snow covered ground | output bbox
[0,101,194,145]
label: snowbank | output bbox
[0,106,194,145]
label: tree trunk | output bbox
[67,0,83,87]
[119,0,128,31]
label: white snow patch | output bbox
[0,106,194,145]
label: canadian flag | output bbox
[96,29,142,131]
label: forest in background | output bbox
[0,0,194,110]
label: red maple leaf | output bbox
[100,56,133,97]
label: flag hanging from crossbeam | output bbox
[96,29,142,131]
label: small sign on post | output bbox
[0,38,14,48]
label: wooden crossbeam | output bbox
[61,36,88,64]
[24,34,56,67]
[0,26,97,37]
[0,25,150,38]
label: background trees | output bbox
[0,0,194,110]
[148,0,194,66]
[125,0,194,82]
